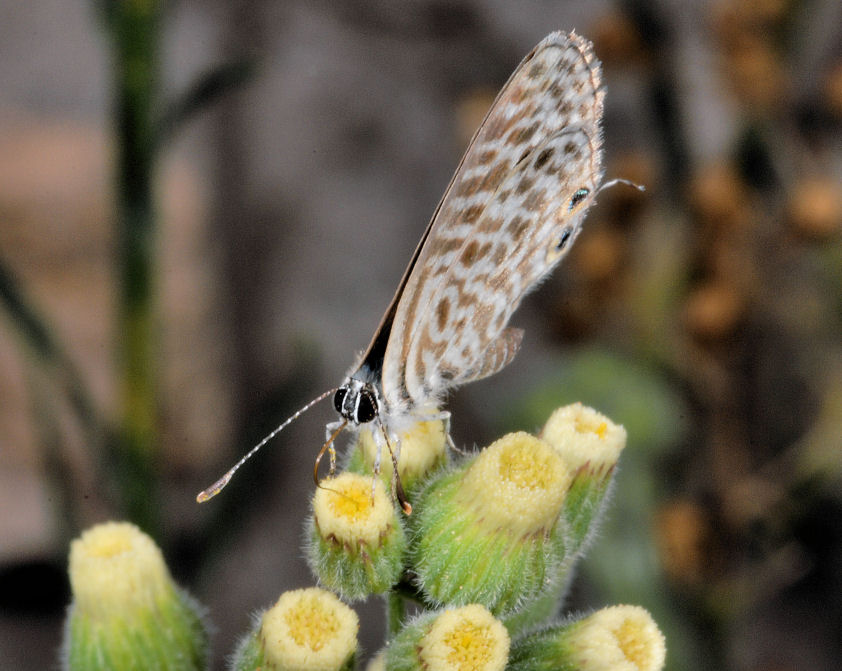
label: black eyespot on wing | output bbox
[555,228,573,251]
[357,391,377,423]
[569,188,589,211]
[333,387,347,414]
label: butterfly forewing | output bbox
[380,31,604,410]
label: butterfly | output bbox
[198,31,626,512]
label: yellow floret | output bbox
[569,605,666,671]
[313,472,394,547]
[541,403,626,471]
[69,521,173,621]
[261,588,358,671]
[459,432,571,535]
[419,605,509,671]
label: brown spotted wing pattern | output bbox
[362,31,605,420]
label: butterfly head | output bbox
[334,378,380,425]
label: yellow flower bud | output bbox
[259,588,359,671]
[307,473,406,599]
[387,604,509,671]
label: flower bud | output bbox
[351,417,448,494]
[386,604,509,671]
[306,472,406,600]
[410,432,572,614]
[232,587,358,671]
[540,403,626,553]
[62,521,208,671]
[507,605,666,671]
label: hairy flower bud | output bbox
[508,605,666,671]
[410,431,572,614]
[306,472,406,599]
[233,587,358,671]
[386,604,509,671]
[541,403,626,554]
[62,521,208,671]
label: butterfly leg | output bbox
[370,428,383,478]
[324,420,343,441]
[439,412,465,455]
[375,420,412,515]
[369,429,384,502]
[385,430,406,512]
[324,420,344,476]
[314,420,347,487]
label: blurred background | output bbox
[1,0,841,669]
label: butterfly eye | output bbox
[569,188,589,210]
[555,228,573,251]
[333,387,347,414]
[357,391,377,423]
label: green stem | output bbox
[0,260,100,438]
[386,592,406,638]
[0,258,111,534]
[108,0,162,531]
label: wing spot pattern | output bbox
[506,122,539,146]
[507,215,530,238]
[534,146,555,169]
[515,175,535,195]
[463,204,483,223]
[478,148,498,165]
[460,240,480,266]
[436,297,451,331]
[529,62,547,78]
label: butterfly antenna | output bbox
[597,177,645,195]
[376,416,412,516]
[197,388,337,502]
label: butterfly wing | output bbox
[380,31,604,410]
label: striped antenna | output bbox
[197,388,337,502]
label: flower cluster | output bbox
[61,403,666,670]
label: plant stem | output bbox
[386,592,406,638]
[109,0,162,531]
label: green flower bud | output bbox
[349,417,448,495]
[410,432,572,614]
[507,605,666,671]
[504,404,628,634]
[232,587,358,671]
[306,472,407,600]
[386,604,509,671]
[540,403,627,554]
[62,521,208,671]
